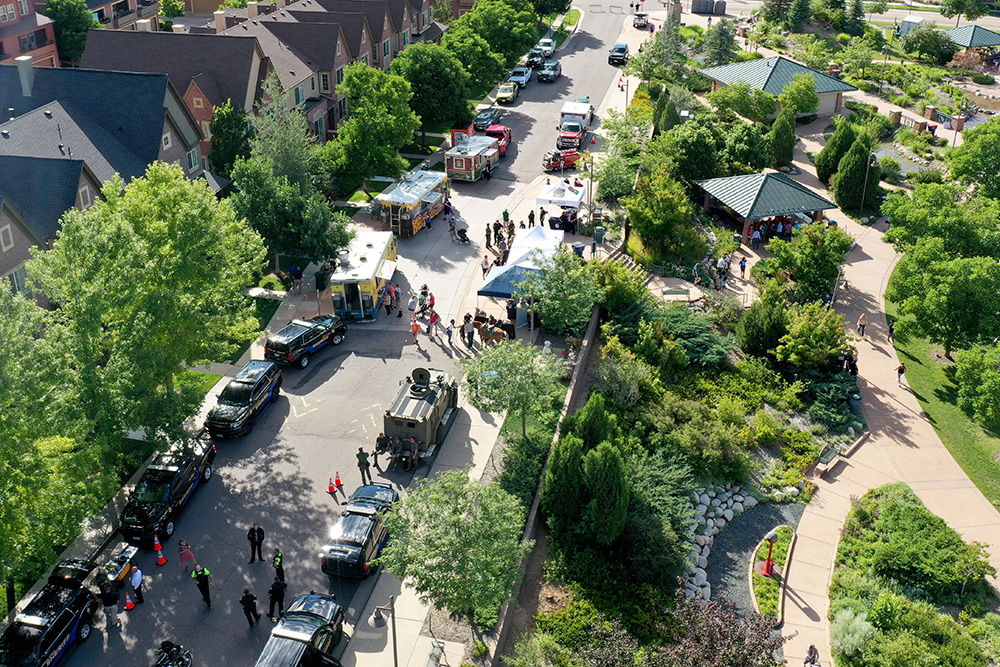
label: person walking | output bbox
[481,255,491,278]
[97,568,121,629]
[692,263,701,286]
[247,523,265,564]
[739,256,747,279]
[493,220,502,242]
[192,565,214,607]
[896,363,906,386]
[410,317,421,344]
[357,446,373,485]
[272,548,285,582]
[857,313,868,337]
[268,577,287,622]
[446,319,455,345]
[240,589,262,627]
[464,318,476,348]
[428,309,440,337]
[485,224,492,250]
[751,228,761,250]
[178,539,196,572]
[129,566,144,605]
[407,294,417,319]
[528,210,535,227]
[887,320,895,346]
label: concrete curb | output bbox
[747,525,796,628]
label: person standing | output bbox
[272,548,285,582]
[464,318,476,348]
[887,320,895,346]
[446,319,455,346]
[751,228,761,250]
[288,264,303,294]
[382,290,393,317]
[485,224,492,250]
[357,446,373,485]
[428,310,440,337]
[857,313,868,337]
[895,363,906,386]
[528,210,535,227]
[739,256,747,279]
[97,568,120,629]
[406,438,419,472]
[129,566,144,605]
[240,589,262,627]
[493,220,502,241]
[481,255,491,278]
[410,318,421,344]
[178,539,196,572]
[248,523,265,564]
[268,577,287,622]
[192,565,214,607]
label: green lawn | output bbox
[178,369,225,398]
[469,81,496,103]
[563,8,580,28]
[226,296,281,364]
[887,300,1000,509]
[400,138,443,155]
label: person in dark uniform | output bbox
[96,568,121,629]
[247,522,265,564]
[240,589,262,627]
[406,438,419,472]
[192,565,214,607]
[268,577,287,622]
[272,548,285,582]
[357,446,373,485]
[528,210,535,227]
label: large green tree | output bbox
[885,237,1000,355]
[939,0,989,26]
[703,18,740,67]
[707,82,777,122]
[778,73,820,116]
[721,122,773,175]
[900,23,958,64]
[250,73,327,192]
[734,291,789,357]
[450,0,538,66]
[882,184,1000,258]
[379,470,532,621]
[527,0,570,15]
[540,433,587,537]
[763,222,854,302]
[815,116,857,184]
[460,341,564,437]
[41,0,97,65]
[623,166,701,259]
[160,0,185,18]
[775,302,854,369]
[27,162,266,443]
[580,443,630,546]
[769,110,795,166]
[516,248,602,336]
[391,42,471,144]
[955,346,1000,429]
[832,139,880,212]
[207,100,252,178]
[762,0,792,23]
[656,121,721,183]
[322,63,419,197]
[441,27,506,88]
[950,116,1000,200]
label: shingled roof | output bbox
[222,17,343,87]
[271,9,372,59]
[944,24,1000,48]
[0,156,86,241]
[695,172,837,220]
[701,55,857,96]
[80,30,265,109]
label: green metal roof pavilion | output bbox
[695,172,837,220]
[701,55,857,96]
[944,25,1000,49]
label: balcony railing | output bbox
[137,1,159,18]
[20,38,53,54]
[112,9,138,27]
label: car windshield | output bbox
[133,477,170,504]
[0,623,42,664]
[544,63,557,70]
[512,68,527,76]
[562,122,583,133]
[500,84,515,92]
[613,46,626,54]
[218,380,253,406]
[486,129,504,138]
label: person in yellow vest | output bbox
[192,565,214,607]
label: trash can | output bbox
[849,392,862,415]
[733,233,742,244]
[594,226,606,243]
[315,270,327,292]
[571,242,586,258]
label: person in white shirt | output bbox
[130,566,144,604]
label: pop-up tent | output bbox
[536,179,588,209]
[478,227,565,298]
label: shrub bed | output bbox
[751,524,793,619]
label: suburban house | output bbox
[0,0,59,67]
[701,55,858,117]
[83,0,159,30]
[0,57,204,297]
[80,29,270,157]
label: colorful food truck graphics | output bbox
[377,170,450,239]
[328,232,397,320]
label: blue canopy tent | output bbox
[477,263,540,298]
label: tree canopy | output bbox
[778,73,820,116]
[207,100,252,179]
[769,111,795,166]
[955,345,1000,429]
[760,222,854,302]
[391,43,472,143]
[516,249,602,336]
[775,302,854,369]
[41,0,97,65]
[882,183,1000,258]
[707,82,777,122]
[442,27,506,88]
[450,0,538,66]
[950,116,1000,200]
[703,18,740,67]
[939,0,989,26]
[623,166,701,260]
[249,73,326,192]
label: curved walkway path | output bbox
[778,119,1000,666]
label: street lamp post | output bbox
[367,595,398,667]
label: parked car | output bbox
[608,43,630,65]
[473,106,503,131]
[319,484,399,579]
[508,66,531,88]
[526,47,546,68]
[0,560,98,667]
[119,434,217,545]
[485,125,512,157]
[537,38,556,57]
[205,360,282,439]
[537,60,562,82]
[496,82,520,104]
[264,314,347,369]
[253,593,345,667]
[633,12,648,27]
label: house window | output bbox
[200,120,211,138]
[78,185,92,208]
[18,0,27,15]
[20,34,37,52]
[192,97,204,109]
[294,86,304,105]
[336,67,344,85]
[7,4,14,20]
[383,39,390,58]
[402,31,408,46]
[313,117,324,137]
[186,147,199,171]
[362,55,368,66]
[162,132,172,149]
[0,224,13,252]
[336,41,341,56]
[423,10,428,28]
[337,98,347,121]
[372,45,377,62]
[311,77,316,92]
[9,265,30,296]
[320,72,330,91]
[0,5,7,21]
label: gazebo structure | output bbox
[944,24,1000,49]
[695,172,838,242]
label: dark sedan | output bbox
[473,107,503,131]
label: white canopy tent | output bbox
[536,179,588,210]
[478,227,565,299]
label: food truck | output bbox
[328,231,397,320]
[383,367,459,463]
[445,134,500,182]
[377,170,450,238]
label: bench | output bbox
[815,444,843,477]
[418,443,437,462]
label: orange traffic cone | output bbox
[156,548,167,566]
[125,591,136,611]
[335,472,343,488]
[153,534,162,551]
[328,477,335,494]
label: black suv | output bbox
[0,560,98,667]
[205,360,282,438]
[537,60,562,82]
[119,434,217,545]
[526,47,546,68]
[253,593,345,667]
[608,43,630,66]
[319,484,399,579]
[264,315,347,369]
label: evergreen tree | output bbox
[762,0,792,22]
[653,91,668,133]
[789,0,812,31]
[660,99,681,133]
[207,101,252,179]
[540,434,586,537]
[815,117,857,184]
[846,0,866,35]
[662,7,684,69]
[770,111,796,166]
[578,443,629,546]
[704,19,740,67]
[832,139,880,212]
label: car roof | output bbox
[15,585,81,626]
[254,635,308,666]
[285,593,342,622]
[348,484,399,509]
[327,509,377,547]
[270,321,311,343]
[613,43,628,49]
[543,61,559,67]
[235,360,274,382]
[486,124,508,133]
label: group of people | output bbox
[747,216,796,250]
[693,252,748,290]
[373,434,421,472]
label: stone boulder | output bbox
[723,508,734,521]
[733,502,744,514]
[745,496,758,508]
